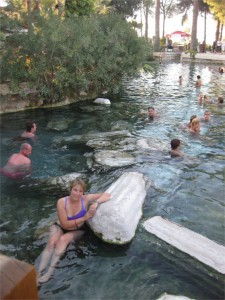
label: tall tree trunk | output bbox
[27,0,32,33]
[154,0,160,51]
[219,24,223,41]
[34,0,40,13]
[140,4,143,37]
[215,19,220,41]
[145,1,149,40]
[162,14,166,38]
[190,0,199,51]
[203,11,206,43]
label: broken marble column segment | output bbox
[88,172,148,244]
[143,216,225,275]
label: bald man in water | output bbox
[0,143,32,179]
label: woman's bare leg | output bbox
[37,225,63,278]
[38,230,84,284]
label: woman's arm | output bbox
[86,193,111,207]
[84,193,111,215]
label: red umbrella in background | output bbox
[166,31,190,38]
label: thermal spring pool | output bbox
[0,62,225,300]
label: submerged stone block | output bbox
[94,98,111,105]
[157,293,193,300]
[44,172,83,189]
[94,150,136,167]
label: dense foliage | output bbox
[204,0,225,23]
[0,13,149,102]
[65,0,95,16]
[108,0,142,17]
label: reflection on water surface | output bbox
[0,62,225,300]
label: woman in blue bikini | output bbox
[37,178,111,284]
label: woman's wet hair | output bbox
[190,118,200,127]
[69,178,86,192]
[188,115,197,127]
[25,121,35,132]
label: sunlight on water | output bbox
[0,62,225,300]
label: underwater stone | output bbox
[44,172,83,189]
[94,150,136,167]
[94,98,111,105]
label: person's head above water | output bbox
[25,121,37,133]
[189,118,200,132]
[189,115,197,126]
[69,177,86,193]
[20,143,32,156]
[148,107,155,117]
[202,111,211,121]
[218,96,224,104]
[171,139,181,150]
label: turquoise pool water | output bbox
[0,62,224,299]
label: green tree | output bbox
[65,0,95,16]
[107,0,142,17]
[190,0,199,51]
[199,1,210,43]
[2,0,60,32]
[154,0,160,51]
[203,0,225,41]
[1,14,149,102]
[177,0,212,49]
[203,0,225,24]
[142,0,154,41]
